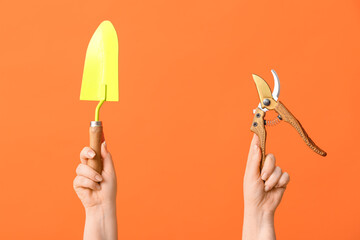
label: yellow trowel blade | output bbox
[80,20,119,102]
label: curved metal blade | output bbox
[252,73,277,111]
[252,74,273,101]
[271,69,280,101]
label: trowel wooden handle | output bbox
[250,108,267,172]
[88,121,103,174]
[274,101,327,156]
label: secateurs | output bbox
[250,70,326,170]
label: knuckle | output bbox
[93,173,99,181]
[284,172,290,182]
[267,153,276,163]
[278,178,285,185]
[78,176,87,186]
[91,182,98,189]
[73,177,79,188]
[80,147,90,158]
[81,165,95,178]
[75,164,83,174]
[279,173,290,186]
[264,155,276,171]
[80,147,87,157]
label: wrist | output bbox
[243,208,275,240]
[85,203,116,217]
[84,203,118,240]
[244,206,274,222]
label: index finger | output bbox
[80,147,96,164]
[245,134,261,179]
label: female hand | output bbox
[242,134,290,240]
[73,142,117,209]
[73,141,118,240]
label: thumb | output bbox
[245,134,261,179]
[101,141,115,174]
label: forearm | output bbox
[242,208,275,240]
[84,204,118,240]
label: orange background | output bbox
[0,0,359,239]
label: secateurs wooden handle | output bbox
[250,70,326,171]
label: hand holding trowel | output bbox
[80,21,119,174]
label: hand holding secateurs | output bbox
[250,70,327,171]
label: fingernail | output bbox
[264,185,270,192]
[261,172,268,181]
[103,141,107,151]
[88,151,95,158]
[253,145,258,151]
[95,175,103,182]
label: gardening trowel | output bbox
[80,20,119,173]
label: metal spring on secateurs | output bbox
[264,115,283,126]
